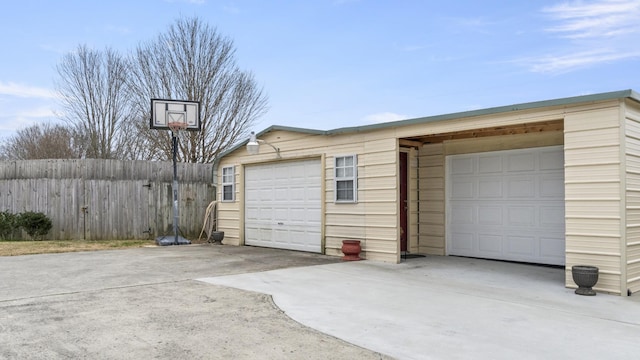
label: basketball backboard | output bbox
[150,99,201,131]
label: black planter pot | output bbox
[572,265,599,296]
[209,231,224,244]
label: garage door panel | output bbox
[540,206,565,226]
[245,159,321,253]
[507,177,535,198]
[479,177,502,197]
[508,206,535,226]
[541,236,565,256]
[478,234,502,254]
[451,206,474,224]
[450,232,474,252]
[452,180,475,199]
[447,146,565,266]
[478,206,502,225]
[507,235,536,256]
[451,157,475,174]
[540,175,564,197]
[540,149,565,170]
[478,153,502,171]
[507,153,535,172]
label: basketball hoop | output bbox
[150,99,201,246]
[168,121,188,133]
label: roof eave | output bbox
[215,89,639,162]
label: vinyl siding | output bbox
[564,102,624,294]
[625,99,640,294]
[325,137,398,262]
[217,164,241,243]
[217,130,400,262]
[403,148,420,254]
[418,144,446,255]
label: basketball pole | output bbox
[172,130,179,245]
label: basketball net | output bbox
[167,122,188,142]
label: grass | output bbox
[0,239,159,256]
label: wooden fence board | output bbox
[0,160,215,240]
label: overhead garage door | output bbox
[245,159,322,253]
[446,146,565,265]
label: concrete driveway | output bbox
[3,245,640,360]
[0,245,391,359]
[200,255,640,360]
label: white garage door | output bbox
[446,146,565,265]
[244,159,322,252]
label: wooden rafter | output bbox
[402,119,564,145]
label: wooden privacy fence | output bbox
[0,159,215,240]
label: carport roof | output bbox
[218,89,640,159]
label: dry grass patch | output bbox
[0,240,157,256]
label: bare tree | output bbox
[56,45,134,159]
[129,17,268,163]
[0,123,83,160]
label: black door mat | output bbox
[401,254,426,259]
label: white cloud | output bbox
[543,0,640,39]
[16,107,56,119]
[528,48,640,73]
[0,106,57,131]
[523,0,640,73]
[0,82,57,99]
[361,112,408,124]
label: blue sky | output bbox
[1,0,639,141]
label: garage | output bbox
[244,159,322,252]
[446,146,565,265]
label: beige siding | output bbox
[564,103,624,294]
[625,99,640,294]
[407,148,420,254]
[325,137,398,262]
[217,131,399,262]
[417,144,445,255]
[217,163,242,245]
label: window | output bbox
[335,155,357,203]
[222,166,235,201]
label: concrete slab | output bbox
[199,256,640,360]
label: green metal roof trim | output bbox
[328,89,640,135]
[217,89,640,160]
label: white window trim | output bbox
[221,166,235,202]
[334,154,358,203]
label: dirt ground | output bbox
[0,245,392,359]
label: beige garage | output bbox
[215,89,640,296]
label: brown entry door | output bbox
[400,152,408,252]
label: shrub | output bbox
[0,211,19,240]
[18,211,52,240]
